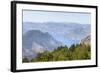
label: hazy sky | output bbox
[23,10,91,24]
[23,10,91,47]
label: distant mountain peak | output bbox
[22,30,62,60]
[26,30,42,34]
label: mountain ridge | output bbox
[22,30,62,60]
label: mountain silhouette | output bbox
[22,30,62,60]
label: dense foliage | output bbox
[23,44,91,63]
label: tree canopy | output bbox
[23,44,91,63]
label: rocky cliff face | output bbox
[81,35,91,45]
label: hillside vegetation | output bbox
[23,43,91,63]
